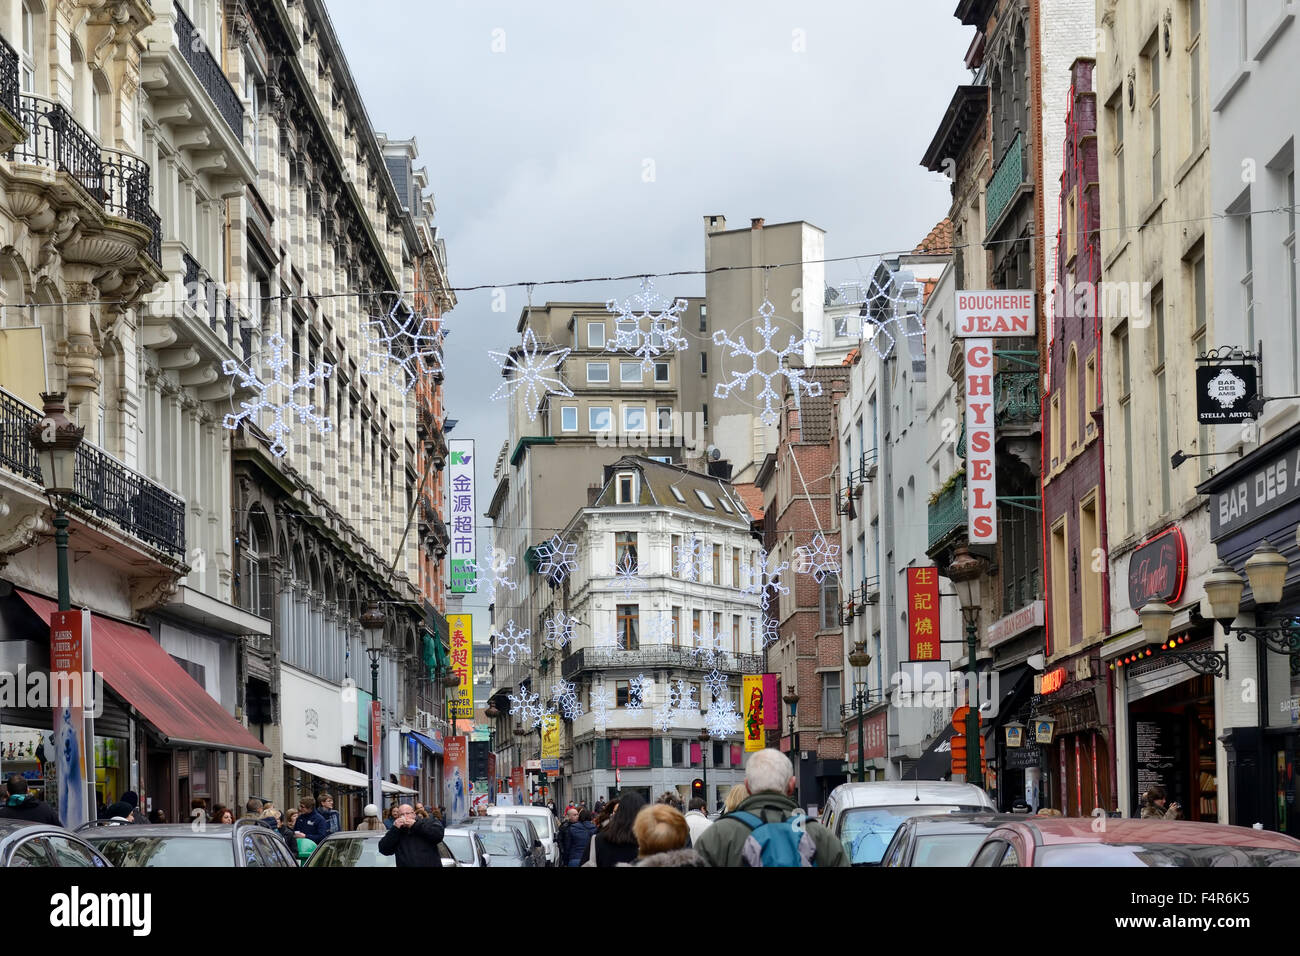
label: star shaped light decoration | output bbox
[489,327,573,422]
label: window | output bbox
[1151,283,1169,514]
[1115,322,1134,532]
[587,362,610,383]
[670,485,686,504]
[694,489,715,509]
[20,2,36,92]
[692,609,702,644]
[587,322,605,348]
[589,407,612,432]
[712,544,722,583]
[822,673,842,729]
[656,406,673,431]
[717,495,734,515]
[1110,93,1126,233]
[1242,207,1256,349]
[1065,346,1078,451]
[1080,493,1101,640]
[561,406,578,432]
[732,614,741,653]
[820,577,839,629]
[617,604,639,650]
[671,534,682,577]
[615,531,638,565]
[732,548,741,588]
[622,406,647,432]
[246,72,262,165]
[616,680,631,708]
[654,362,669,383]
[1050,519,1069,650]
[620,362,642,383]
[700,353,708,375]
[1085,354,1096,432]
[699,305,707,332]
[1146,38,1161,198]
[1187,0,1202,150]
[672,606,681,646]
[702,403,709,426]
[1050,394,1061,468]
[617,473,636,504]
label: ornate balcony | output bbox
[927,473,966,553]
[985,131,1026,234]
[561,644,764,681]
[172,2,243,138]
[995,371,1040,427]
[0,34,23,153]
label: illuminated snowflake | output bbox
[467,555,518,605]
[543,611,579,650]
[705,698,742,738]
[670,679,696,711]
[610,552,647,599]
[221,334,333,457]
[491,621,531,664]
[590,683,613,732]
[793,533,841,582]
[691,634,728,669]
[489,327,573,422]
[743,549,790,612]
[595,629,625,650]
[673,535,707,582]
[507,690,542,728]
[758,615,780,648]
[703,668,729,702]
[550,679,584,720]
[604,277,690,370]
[644,612,676,647]
[712,298,822,426]
[535,534,578,586]
[828,268,926,360]
[364,301,444,394]
[626,674,650,712]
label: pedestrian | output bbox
[656,790,684,813]
[593,798,606,816]
[557,806,579,862]
[416,807,429,819]
[356,804,384,831]
[241,797,263,822]
[694,750,848,867]
[593,796,618,831]
[684,797,712,844]
[318,792,341,835]
[148,809,167,823]
[294,795,328,843]
[437,805,447,823]
[581,791,645,867]
[377,803,446,866]
[385,804,403,830]
[190,797,208,825]
[563,809,597,867]
[281,809,301,854]
[1139,786,1181,820]
[0,774,60,825]
[260,807,281,831]
[211,805,235,825]
[632,804,704,867]
[119,790,147,824]
[722,783,748,814]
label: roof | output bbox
[903,813,1023,834]
[914,218,953,255]
[827,781,994,811]
[731,482,765,520]
[587,456,751,525]
[1011,818,1300,849]
[789,366,850,443]
[920,86,988,171]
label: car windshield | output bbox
[443,833,476,863]
[473,829,522,855]
[89,836,233,867]
[910,833,990,867]
[489,818,535,841]
[1036,843,1300,867]
[305,837,394,867]
[841,806,985,865]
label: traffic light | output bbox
[691,779,704,802]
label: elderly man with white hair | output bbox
[693,749,848,867]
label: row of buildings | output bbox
[485,0,1299,836]
[0,0,458,825]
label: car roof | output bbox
[828,781,995,809]
[317,829,384,840]
[901,813,1023,834]
[488,806,549,815]
[82,824,239,839]
[0,820,82,840]
[996,818,1300,849]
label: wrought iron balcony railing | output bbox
[173,2,243,139]
[561,644,765,681]
[995,371,1040,427]
[0,386,186,557]
[0,34,18,118]
[927,473,966,551]
[986,131,1026,233]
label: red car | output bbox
[969,818,1300,867]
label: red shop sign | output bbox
[1126,526,1187,609]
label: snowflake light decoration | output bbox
[491,621,531,664]
[363,301,444,394]
[604,277,690,370]
[550,679,584,720]
[626,674,649,712]
[489,327,573,422]
[793,533,841,582]
[828,269,926,360]
[535,534,578,586]
[467,556,518,606]
[743,549,790,612]
[651,700,675,733]
[589,683,613,732]
[610,552,647,599]
[643,611,676,647]
[507,689,542,729]
[705,698,742,738]
[673,535,707,582]
[758,615,780,648]
[703,667,729,702]
[543,611,579,649]
[595,628,625,650]
[712,298,823,426]
[221,334,333,457]
[691,634,728,669]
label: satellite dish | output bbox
[708,447,721,461]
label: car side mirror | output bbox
[440,858,458,867]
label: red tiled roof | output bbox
[914,218,954,255]
[732,483,765,521]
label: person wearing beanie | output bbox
[356,804,384,831]
[0,774,61,825]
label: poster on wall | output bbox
[448,440,476,592]
[444,735,469,822]
[541,714,560,758]
[743,675,765,752]
[1132,715,1186,814]
[49,610,92,830]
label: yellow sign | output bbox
[541,714,561,758]
[447,614,474,720]
[743,674,765,752]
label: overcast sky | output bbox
[324,0,974,626]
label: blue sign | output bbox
[540,758,561,771]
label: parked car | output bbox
[969,818,1300,867]
[303,829,458,867]
[486,806,558,865]
[463,819,539,867]
[442,827,491,867]
[820,781,995,866]
[0,821,112,867]
[82,821,297,867]
[880,813,1018,867]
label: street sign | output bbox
[540,758,561,771]
[1195,362,1257,424]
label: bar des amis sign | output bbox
[1127,527,1187,609]
[1209,443,1300,540]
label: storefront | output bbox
[983,601,1043,811]
[844,709,888,783]
[1198,424,1300,835]
[1031,656,1112,815]
[280,665,349,806]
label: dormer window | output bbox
[694,489,715,510]
[617,472,637,504]
[717,494,735,515]
[670,486,686,504]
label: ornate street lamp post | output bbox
[947,546,988,789]
[28,393,85,611]
[847,641,873,782]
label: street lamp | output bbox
[1200,546,1300,656]
[611,737,620,798]
[360,601,386,808]
[783,686,799,801]
[28,393,85,611]
[847,640,872,782]
[947,545,988,789]
[698,729,711,809]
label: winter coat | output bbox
[377,815,447,867]
[356,818,384,831]
[294,809,329,843]
[581,831,640,867]
[0,795,61,826]
[684,810,712,845]
[1140,802,1180,820]
[563,821,598,866]
[692,792,849,867]
[635,848,707,867]
[278,825,297,855]
[320,808,341,835]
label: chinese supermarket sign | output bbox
[448,440,476,593]
[907,567,941,660]
[446,614,474,720]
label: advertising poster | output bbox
[446,614,474,720]
[743,674,765,752]
[444,735,469,822]
[49,610,90,829]
[448,440,476,592]
[370,700,382,809]
[540,714,560,758]
[762,673,778,729]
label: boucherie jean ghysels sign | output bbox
[1209,444,1300,540]
[1127,527,1187,610]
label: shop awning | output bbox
[285,758,369,789]
[902,725,955,781]
[382,781,418,795]
[985,664,1035,728]
[407,731,443,756]
[17,591,270,757]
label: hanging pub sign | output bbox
[1194,348,1259,424]
[1126,526,1187,610]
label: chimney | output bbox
[751,218,764,230]
[705,215,727,234]
[587,484,603,506]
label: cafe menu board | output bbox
[1133,715,1186,812]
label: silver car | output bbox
[820,781,995,866]
[442,827,491,867]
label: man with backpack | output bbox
[694,749,848,867]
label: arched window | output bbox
[1066,346,1079,451]
[240,508,272,618]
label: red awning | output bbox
[17,591,270,757]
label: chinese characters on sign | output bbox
[446,614,474,720]
[846,711,888,764]
[906,567,941,660]
[742,675,765,752]
[448,439,476,593]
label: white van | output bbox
[820,781,995,866]
[486,805,559,866]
